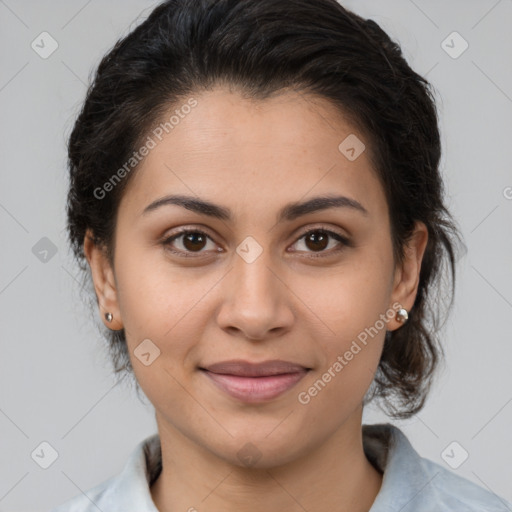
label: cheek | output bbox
[296,274,389,417]
[293,245,393,390]
[118,263,206,413]
[298,247,393,341]
[115,242,198,327]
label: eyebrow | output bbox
[142,193,368,222]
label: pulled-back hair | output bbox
[66,0,463,419]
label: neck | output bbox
[150,407,383,512]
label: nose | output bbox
[215,244,295,341]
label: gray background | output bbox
[0,0,511,510]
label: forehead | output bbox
[118,86,386,222]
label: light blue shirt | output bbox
[50,423,512,511]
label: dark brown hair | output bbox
[66,0,463,419]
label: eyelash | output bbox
[162,226,351,259]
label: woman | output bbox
[51,0,511,510]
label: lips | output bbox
[201,359,310,377]
[199,359,311,403]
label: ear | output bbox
[83,228,123,330]
[388,221,428,331]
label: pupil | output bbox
[184,232,206,251]
[307,231,327,251]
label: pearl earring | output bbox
[396,308,408,323]
[105,312,113,323]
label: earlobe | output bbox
[388,221,428,331]
[83,229,123,330]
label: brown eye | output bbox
[163,229,218,257]
[182,231,207,251]
[290,228,350,257]
[163,226,350,259]
[304,231,329,251]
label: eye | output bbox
[162,228,219,258]
[163,226,350,259]
[289,228,350,258]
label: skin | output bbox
[84,86,428,512]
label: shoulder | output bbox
[49,433,161,512]
[419,456,512,512]
[49,476,116,512]
[364,423,512,512]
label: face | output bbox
[85,86,427,468]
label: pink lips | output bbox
[200,359,310,403]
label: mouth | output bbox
[199,359,311,403]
